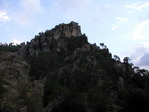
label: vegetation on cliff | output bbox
[0,22,149,112]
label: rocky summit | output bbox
[0,22,149,112]
[19,21,82,56]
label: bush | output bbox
[88,86,108,112]
[0,44,21,53]
[27,52,64,80]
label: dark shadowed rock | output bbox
[1,22,149,112]
[0,52,44,112]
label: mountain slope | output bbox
[0,22,149,112]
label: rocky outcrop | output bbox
[0,52,30,111]
[46,21,82,39]
[0,52,44,112]
[19,21,83,56]
[1,22,149,112]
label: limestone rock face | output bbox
[0,52,44,112]
[48,21,82,39]
[0,52,30,112]
[1,22,148,112]
[19,21,83,56]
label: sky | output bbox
[1,0,149,69]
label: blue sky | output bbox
[1,0,149,69]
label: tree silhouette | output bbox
[114,55,120,61]
[100,43,107,49]
[123,57,130,64]
[133,66,140,73]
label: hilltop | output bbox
[0,22,149,112]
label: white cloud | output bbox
[119,43,149,70]
[21,0,42,13]
[116,17,128,23]
[125,2,149,10]
[12,0,43,26]
[12,12,31,26]
[11,39,22,45]
[53,0,90,10]
[133,20,149,40]
[129,43,149,70]
[51,0,92,19]
[112,24,117,30]
[0,11,10,22]
[105,4,112,8]
[112,17,128,30]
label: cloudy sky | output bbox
[1,0,149,69]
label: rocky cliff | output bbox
[0,22,149,112]
[20,21,83,56]
[0,52,30,111]
[47,21,82,39]
[0,52,44,112]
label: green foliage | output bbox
[2,32,149,112]
[88,87,108,112]
[123,57,130,64]
[63,35,88,52]
[41,38,149,111]
[50,92,86,112]
[26,52,64,80]
[113,55,120,62]
[73,71,92,92]
[118,87,149,112]
[0,71,6,111]
[0,44,21,53]
[100,43,107,49]
[127,88,149,111]
[45,30,52,36]
[2,23,149,112]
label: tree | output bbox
[130,63,134,67]
[113,55,120,61]
[123,57,130,64]
[100,43,105,49]
[133,66,140,73]
[100,43,108,49]
[138,69,149,76]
